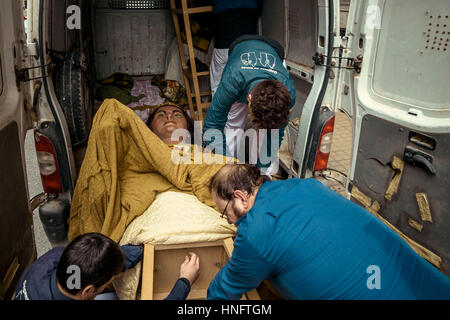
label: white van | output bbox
[0,0,448,299]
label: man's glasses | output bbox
[221,199,231,219]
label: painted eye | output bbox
[155,112,166,119]
[173,112,184,119]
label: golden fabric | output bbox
[68,99,233,242]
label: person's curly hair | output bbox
[249,80,292,129]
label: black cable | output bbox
[323,167,348,178]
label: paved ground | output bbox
[321,110,353,196]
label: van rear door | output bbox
[260,0,342,178]
[337,0,450,276]
[0,1,36,299]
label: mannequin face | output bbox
[150,106,188,144]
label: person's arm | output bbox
[164,278,191,300]
[203,66,243,155]
[207,235,272,300]
[120,244,144,271]
[165,253,200,300]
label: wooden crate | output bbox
[141,238,260,300]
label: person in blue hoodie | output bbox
[204,35,296,176]
[207,164,450,300]
[14,232,199,300]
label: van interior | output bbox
[42,0,351,176]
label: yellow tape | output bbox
[352,187,442,269]
[408,218,423,232]
[385,156,404,201]
[416,193,433,223]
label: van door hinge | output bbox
[15,62,55,86]
[312,53,363,73]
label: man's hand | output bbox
[180,252,200,286]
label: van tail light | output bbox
[34,130,63,194]
[313,115,335,172]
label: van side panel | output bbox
[0,122,36,299]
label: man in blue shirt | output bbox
[207,164,450,299]
[14,232,199,300]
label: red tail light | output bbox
[313,115,335,172]
[34,130,63,194]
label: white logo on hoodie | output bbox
[240,51,277,73]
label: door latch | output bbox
[403,146,436,175]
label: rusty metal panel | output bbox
[94,9,174,79]
[351,114,450,276]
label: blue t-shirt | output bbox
[207,178,450,299]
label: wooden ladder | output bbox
[169,0,213,123]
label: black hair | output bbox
[56,233,125,295]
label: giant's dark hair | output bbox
[56,233,124,295]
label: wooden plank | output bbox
[0,256,19,300]
[172,6,213,15]
[182,67,193,80]
[193,71,210,77]
[222,238,234,258]
[245,289,261,300]
[189,91,212,97]
[141,243,155,300]
[169,0,197,120]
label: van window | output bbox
[108,0,170,9]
